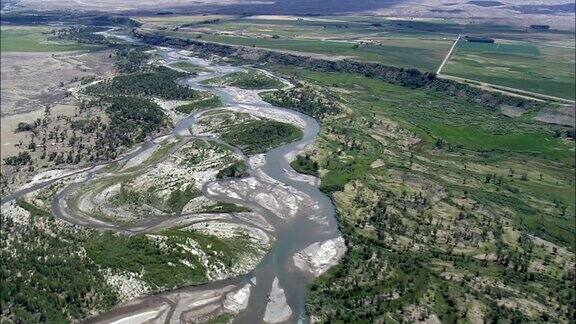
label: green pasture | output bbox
[443,40,575,100]
[1,26,98,52]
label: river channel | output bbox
[2,31,343,324]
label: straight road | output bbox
[436,35,575,104]
[437,34,461,75]
[438,74,575,104]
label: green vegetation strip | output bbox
[175,95,222,114]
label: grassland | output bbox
[443,39,576,100]
[0,26,99,52]
[260,65,575,322]
[285,68,574,212]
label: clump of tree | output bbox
[217,160,249,179]
[260,83,340,119]
[114,47,152,73]
[4,152,32,166]
[52,26,108,45]
[105,96,167,145]
[290,154,319,176]
[203,202,250,213]
[1,201,118,323]
[89,15,142,28]
[15,122,35,133]
[206,70,284,90]
[180,18,221,28]
[220,120,303,155]
[86,66,202,100]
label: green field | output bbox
[140,16,574,76]
[142,14,575,97]
[0,26,99,52]
[443,40,576,100]
[143,15,460,71]
[167,31,452,72]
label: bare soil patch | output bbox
[534,104,575,126]
[1,51,114,117]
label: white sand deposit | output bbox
[19,168,88,190]
[109,308,167,324]
[152,97,193,124]
[229,103,307,130]
[206,177,318,219]
[1,201,30,226]
[103,269,150,302]
[282,167,320,187]
[293,236,347,277]
[223,283,251,314]
[263,277,292,323]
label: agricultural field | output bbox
[0,25,99,52]
[199,34,452,72]
[139,15,458,71]
[443,39,576,100]
[138,14,575,76]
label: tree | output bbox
[4,152,32,166]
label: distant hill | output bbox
[6,0,408,14]
[5,0,575,30]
